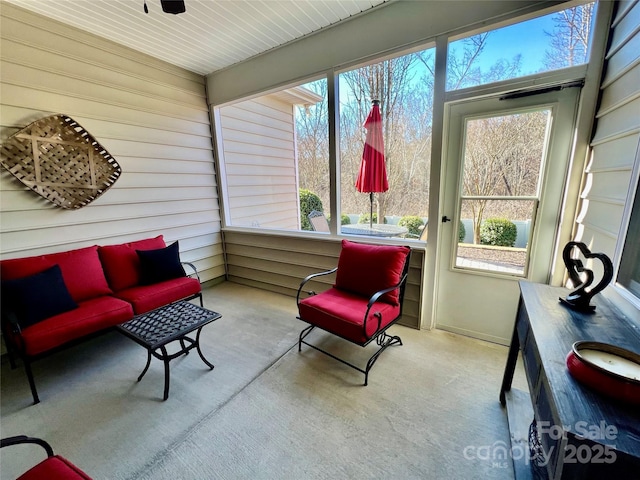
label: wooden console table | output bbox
[500,281,640,479]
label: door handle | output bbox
[442,216,452,223]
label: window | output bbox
[337,47,435,239]
[216,46,436,240]
[454,108,551,276]
[296,80,331,232]
[213,3,596,242]
[215,80,328,231]
[447,3,596,91]
[618,178,640,298]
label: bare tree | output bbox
[446,34,489,90]
[296,80,330,208]
[445,33,522,90]
[544,3,594,69]
[461,111,548,243]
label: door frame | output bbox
[431,87,580,344]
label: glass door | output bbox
[435,87,579,344]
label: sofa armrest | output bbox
[182,262,201,283]
[2,310,23,336]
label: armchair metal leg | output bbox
[298,325,402,386]
[364,331,402,386]
[8,352,17,370]
[298,325,315,352]
[5,344,17,370]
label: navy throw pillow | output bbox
[1,264,78,329]
[136,241,186,285]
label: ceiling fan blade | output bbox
[160,0,186,15]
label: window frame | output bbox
[612,140,640,309]
[211,1,608,254]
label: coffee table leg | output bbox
[138,350,152,382]
[161,345,170,401]
[195,327,214,369]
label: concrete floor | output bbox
[1,282,523,480]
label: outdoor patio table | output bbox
[117,300,221,400]
[340,224,408,237]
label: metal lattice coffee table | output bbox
[117,301,222,400]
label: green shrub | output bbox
[459,221,466,243]
[341,214,351,225]
[398,215,424,237]
[358,213,378,224]
[480,217,517,247]
[299,189,323,231]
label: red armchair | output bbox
[1,435,92,479]
[296,240,411,385]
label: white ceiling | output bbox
[5,0,390,76]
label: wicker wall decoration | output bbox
[0,114,122,209]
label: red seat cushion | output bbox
[98,236,166,292]
[298,287,401,344]
[18,455,92,480]
[18,296,133,356]
[334,240,410,305]
[45,246,112,302]
[114,277,201,315]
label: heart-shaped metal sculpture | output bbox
[560,241,613,312]
[0,114,121,209]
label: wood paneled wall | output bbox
[0,3,224,283]
[577,0,640,322]
[223,230,424,328]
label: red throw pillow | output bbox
[46,246,112,302]
[0,255,55,281]
[98,236,165,291]
[334,240,410,305]
[128,235,166,251]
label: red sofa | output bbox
[0,235,202,404]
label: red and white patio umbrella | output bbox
[355,99,388,228]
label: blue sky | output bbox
[470,15,557,75]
